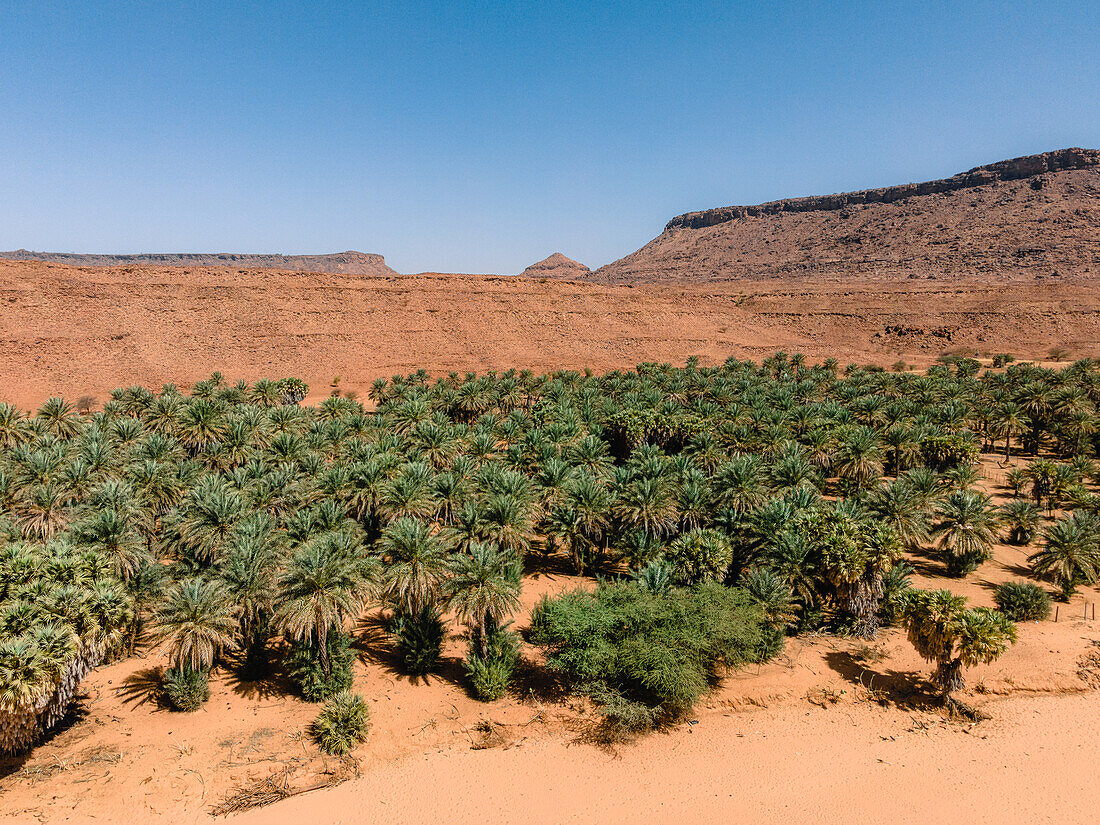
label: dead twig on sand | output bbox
[209,757,359,817]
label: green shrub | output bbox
[663,528,733,585]
[391,605,446,675]
[312,691,370,755]
[994,581,1052,621]
[162,667,210,712]
[464,626,520,701]
[287,633,355,702]
[529,580,774,733]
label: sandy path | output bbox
[238,692,1100,825]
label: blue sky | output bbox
[1,1,1097,274]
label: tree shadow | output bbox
[223,657,299,701]
[352,613,395,667]
[352,613,471,690]
[523,547,582,580]
[998,560,1036,580]
[903,545,948,578]
[510,657,566,704]
[824,650,940,712]
[113,667,166,709]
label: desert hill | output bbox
[519,252,592,280]
[1,258,1098,409]
[596,148,1100,283]
[0,249,397,276]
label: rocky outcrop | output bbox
[596,148,1100,283]
[0,249,398,276]
[519,253,591,280]
[665,148,1100,230]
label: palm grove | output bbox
[2,353,1099,752]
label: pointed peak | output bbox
[519,253,591,279]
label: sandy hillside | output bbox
[1,260,1099,410]
[3,456,1099,825]
[596,148,1100,283]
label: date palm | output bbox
[1029,511,1100,600]
[834,426,884,492]
[377,518,450,616]
[275,531,376,675]
[151,577,239,673]
[932,490,1001,577]
[868,480,930,550]
[444,543,522,658]
[613,476,678,539]
[1000,499,1041,546]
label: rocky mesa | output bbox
[0,249,398,276]
[596,148,1100,283]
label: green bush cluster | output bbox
[312,691,370,755]
[529,581,775,733]
[162,667,210,712]
[993,581,1052,621]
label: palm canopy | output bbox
[152,577,239,672]
[275,531,377,654]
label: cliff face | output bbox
[597,148,1100,283]
[0,250,397,276]
[666,148,1100,230]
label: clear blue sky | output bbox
[1,1,1097,274]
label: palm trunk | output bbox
[317,609,330,676]
[935,658,964,698]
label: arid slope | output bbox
[1,260,1098,408]
[597,148,1100,283]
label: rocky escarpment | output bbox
[596,148,1100,283]
[519,253,591,280]
[0,250,398,276]
[666,148,1100,230]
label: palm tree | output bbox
[151,578,239,673]
[444,543,522,658]
[1000,500,1041,546]
[13,483,69,540]
[932,490,1001,577]
[868,480,931,550]
[36,398,81,439]
[902,589,1017,700]
[834,427,884,492]
[275,531,376,675]
[173,477,247,565]
[763,530,818,610]
[217,532,280,676]
[713,455,769,515]
[73,508,146,581]
[377,518,450,616]
[1029,511,1100,600]
[989,402,1029,464]
[613,476,678,539]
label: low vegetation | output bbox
[530,581,775,734]
[312,690,371,755]
[993,581,1052,621]
[1,353,1098,753]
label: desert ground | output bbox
[2,452,1099,825]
